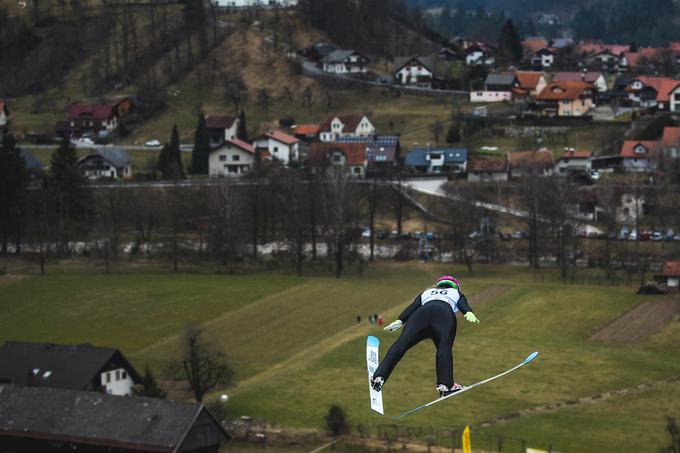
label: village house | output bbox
[584,48,627,73]
[0,385,229,453]
[301,42,338,62]
[620,47,661,72]
[319,114,375,142]
[625,76,679,110]
[507,149,554,178]
[553,72,608,93]
[292,124,320,142]
[0,341,140,396]
[213,0,296,8]
[466,158,509,182]
[536,81,596,117]
[308,142,368,177]
[470,73,518,103]
[666,82,680,113]
[56,104,118,139]
[515,71,548,99]
[335,135,400,176]
[322,50,370,74]
[404,147,468,174]
[619,140,658,172]
[252,130,300,165]
[393,56,435,87]
[660,126,680,158]
[464,44,495,66]
[0,100,8,136]
[208,139,255,176]
[206,115,239,146]
[529,47,556,70]
[555,149,592,175]
[654,261,680,290]
[77,148,133,180]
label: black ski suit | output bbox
[373,287,473,388]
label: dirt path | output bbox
[0,274,28,287]
[468,285,513,309]
[588,299,680,344]
[475,375,680,429]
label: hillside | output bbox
[0,261,679,452]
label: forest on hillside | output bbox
[419,0,680,46]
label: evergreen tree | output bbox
[157,144,172,179]
[237,110,248,141]
[445,123,461,144]
[134,367,167,399]
[49,138,90,247]
[0,133,28,253]
[191,113,211,175]
[497,19,523,65]
[169,124,184,178]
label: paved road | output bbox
[19,144,195,152]
[403,178,603,234]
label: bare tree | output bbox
[177,324,233,403]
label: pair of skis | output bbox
[366,335,539,419]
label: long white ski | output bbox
[395,351,539,419]
[366,336,384,415]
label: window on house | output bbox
[122,371,127,379]
[106,373,111,383]
[228,166,238,173]
[273,147,278,153]
[353,167,361,174]
[430,153,442,160]
[115,370,120,381]
[219,155,226,161]
[333,155,342,163]
[232,155,240,161]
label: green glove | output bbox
[464,312,479,323]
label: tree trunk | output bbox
[368,181,377,261]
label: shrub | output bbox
[325,404,349,437]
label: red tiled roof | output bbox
[261,130,299,145]
[68,104,114,121]
[319,114,365,133]
[227,138,255,154]
[468,158,508,172]
[523,38,548,53]
[293,124,320,135]
[553,72,603,84]
[619,140,659,158]
[624,48,661,68]
[577,41,606,54]
[662,261,680,277]
[537,81,594,101]
[627,77,679,102]
[560,150,592,159]
[661,127,680,147]
[205,115,237,129]
[515,71,544,91]
[308,142,367,166]
[507,149,554,168]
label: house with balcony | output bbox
[208,139,256,176]
[536,81,596,117]
[56,104,118,139]
[508,149,554,178]
[393,56,435,88]
[555,150,592,175]
[252,130,300,165]
[205,115,239,146]
[318,114,375,142]
[77,148,133,180]
[404,147,468,174]
[321,50,370,74]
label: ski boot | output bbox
[370,376,384,392]
[437,382,466,398]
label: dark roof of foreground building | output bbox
[0,385,230,452]
[0,341,140,390]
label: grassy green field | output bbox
[0,261,678,452]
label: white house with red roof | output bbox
[56,104,118,138]
[660,126,680,158]
[319,114,375,142]
[554,149,592,175]
[625,77,679,110]
[307,142,368,177]
[619,140,658,172]
[209,139,256,176]
[252,130,300,164]
[515,71,547,98]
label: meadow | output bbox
[0,260,678,452]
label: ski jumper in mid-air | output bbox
[370,275,479,397]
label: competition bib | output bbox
[420,288,461,313]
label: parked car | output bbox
[361,228,371,238]
[628,228,638,241]
[376,230,388,240]
[639,230,652,241]
[666,229,675,241]
[145,139,162,147]
[71,137,95,148]
[589,170,601,181]
[651,231,664,241]
[619,226,629,240]
[499,232,512,241]
[513,230,526,240]
[389,230,399,239]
